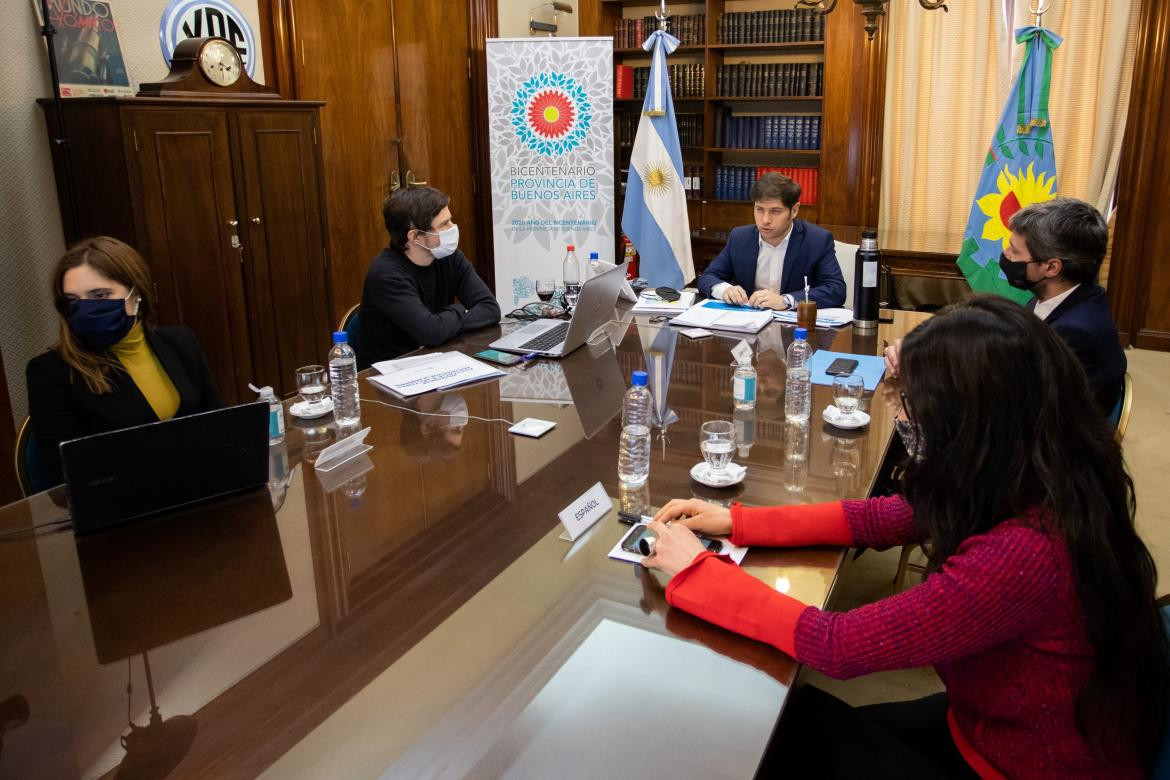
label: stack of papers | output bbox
[630,289,697,316]
[369,352,504,397]
[669,300,773,334]
[772,307,854,327]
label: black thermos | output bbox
[853,229,880,331]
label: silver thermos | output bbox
[853,229,880,331]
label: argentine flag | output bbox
[621,29,694,288]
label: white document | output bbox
[671,301,772,333]
[630,289,697,315]
[372,352,450,375]
[368,352,503,397]
[608,520,750,565]
[772,307,854,327]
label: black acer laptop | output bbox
[60,401,270,534]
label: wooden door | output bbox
[234,110,331,396]
[392,1,481,270]
[123,108,253,404]
[287,0,402,323]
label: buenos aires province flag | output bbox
[957,26,1063,305]
[621,29,694,288]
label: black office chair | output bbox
[14,417,54,497]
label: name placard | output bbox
[557,481,611,542]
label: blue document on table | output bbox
[701,301,758,312]
[806,350,886,390]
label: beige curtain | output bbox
[880,1,1141,236]
[1010,2,1141,213]
[880,0,1010,238]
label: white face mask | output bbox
[415,224,460,259]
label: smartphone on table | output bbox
[475,348,524,366]
[825,358,860,376]
[620,524,723,556]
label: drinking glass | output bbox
[536,278,555,303]
[832,373,865,423]
[296,365,328,406]
[699,420,736,479]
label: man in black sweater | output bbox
[354,186,501,368]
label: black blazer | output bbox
[26,325,222,487]
[1044,284,1127,414]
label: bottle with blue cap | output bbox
[618,370,652,486]
[785,327,813,422]
[329,331,361,427]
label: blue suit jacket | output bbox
[1044,283,1126,414]
[696,220,846,308]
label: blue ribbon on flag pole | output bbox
[642,30,679,116]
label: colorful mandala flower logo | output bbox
[511,72,592,156]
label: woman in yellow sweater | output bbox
[25,236,221,487]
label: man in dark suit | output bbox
[885,198,1125,415]
[1003,198,1126,414]
[697,172,845,310]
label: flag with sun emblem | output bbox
[957,26,1063,305]
[621,28,694,288]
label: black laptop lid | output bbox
[61,402,270,533]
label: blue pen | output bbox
[517,351,540,370]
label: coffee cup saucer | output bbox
[822,405,870,430]
[290,398,334,419]
[690,461,747,488]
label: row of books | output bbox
[718,10,824,44]
[617,113,703,147]
[618,166,705,200]
[616,64,706,100]
[715,165,820,204]
[716,63,823,98]
[614,15,705,49]
[715,114,822,151]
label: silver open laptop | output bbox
[490,261,629,358]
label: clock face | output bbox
[199,39,243,87]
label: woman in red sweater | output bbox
[643,295,1167,778]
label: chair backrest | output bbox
[1115,372,1134,442]
[337,304,360,343]
[834,241,859,308]
[15,417,54,497]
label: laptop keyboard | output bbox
[518,321,570,352]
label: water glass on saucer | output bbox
[700,420,736,480]
[831,373,865,424]
[296,365,328,407]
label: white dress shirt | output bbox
[711,224,795,305]
[1033,283,1079,321]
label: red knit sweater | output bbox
[665,496,1141,778]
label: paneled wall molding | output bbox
[1109,0,1170,350]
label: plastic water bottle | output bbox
[785,327,813,422]
[588,251,603,278]
[563,245,581,299]
[250,383,285,444]
[618,370,652,486]
[733,362,757,410]
[329,331,361,426]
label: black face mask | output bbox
[998,252,1039,291]
[66,291,138,350]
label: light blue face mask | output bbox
[416,224,460,259]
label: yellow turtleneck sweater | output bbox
[109,322,181,420]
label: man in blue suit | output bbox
[1004,198,1126,414]
[697,172,845,310]
[885,198,1125,415]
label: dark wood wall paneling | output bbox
[261,0,492,322]
[1109,0,1170,351]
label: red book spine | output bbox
[615,65,634,99]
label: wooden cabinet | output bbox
[39,97,332,402]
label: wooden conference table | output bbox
[0,309,929,779]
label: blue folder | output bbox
[805,350,887,390]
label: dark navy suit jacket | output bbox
[1043,283,1126,413]
[696,220,846,308]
